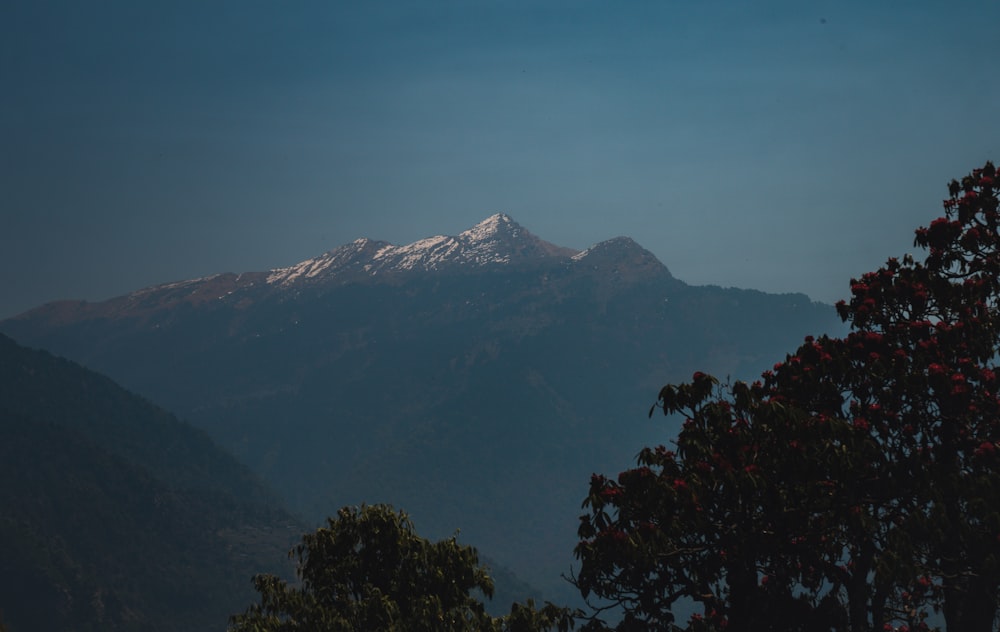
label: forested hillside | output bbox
[0,334,301,631]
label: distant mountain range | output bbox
[1,214,847,602]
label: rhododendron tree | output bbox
[575,374,875,632]
[574,162,1000,631]
[817,160,1000,630]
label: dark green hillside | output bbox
[0,334,301,631]
[0,333,275,503]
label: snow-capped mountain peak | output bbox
[458,213,520,243]
[266,214,578,286]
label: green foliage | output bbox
[574,162,1000,631]
[231,504,576,632]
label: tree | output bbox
[574,374,871,631]
[814,160,1000,630]
[573,162,1000,631]
[230,504,576,632]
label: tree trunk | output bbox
[945,574,997,632]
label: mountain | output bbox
[1,214,847,601]
[0,333,302,632]
[268,213,580,284]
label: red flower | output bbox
[974,442,996,457]
[600,487,622,500]
[951,374,970,395]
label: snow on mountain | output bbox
[265,237,390,285]
[266,213,579,286]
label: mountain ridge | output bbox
[267,213,596,285]
[267,213,593,285]
[8,214,676,325]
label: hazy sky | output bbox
[3,0,998,319]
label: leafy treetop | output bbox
[230,504,576,632]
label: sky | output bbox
[3,0,999,320]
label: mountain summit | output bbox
[266,213,581,286]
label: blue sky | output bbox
[3,0,998,319]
